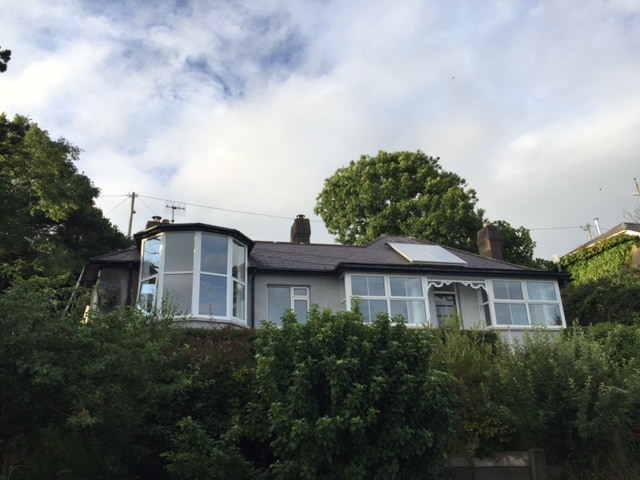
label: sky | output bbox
[1,0,639,261]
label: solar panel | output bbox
[388,243,467,265]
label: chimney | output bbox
[290,214,311,243]
[145,215,163,229]
[477,223,503,261]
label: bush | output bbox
[254,308,457,480]
[561,271,640,326]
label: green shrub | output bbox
[254,308,457,480]
[430,327,512,458]
[561,271,640,326]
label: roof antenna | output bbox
[165,202,186,223]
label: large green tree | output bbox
[0,114,130,288]
[314,150,540,266]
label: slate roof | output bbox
[88,246,139,264]
[249,235,562,279]
[85,233,565,280]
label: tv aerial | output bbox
[165,202,186,223]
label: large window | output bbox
[491,280,563,327]
[137,231,248,324]
[267,286,309,325]
[349,274,427,324]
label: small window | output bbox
[267,286,309,325]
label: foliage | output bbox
[560,234,640,326]
[254,307,457,480]
[0,47,10,73]
[0,277,178,478]
[314,150,483,251]
[561,271,640,326]
[493,220,549,269]
[560,234,640,285]
[4,276,640,480]
[314,150,539,266]
[0,114,130,289]
[500,328,640,479]
[430,328,512,457]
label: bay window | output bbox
[137,231,248,324]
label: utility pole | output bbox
[127,192,136,238]
[634,178,640,198]
[582,223,593,240]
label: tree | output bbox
[315,151,484,251]
[315,151,539,265]
[0,47,10,73]
[0,114,130,289]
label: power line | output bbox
[97,193,601,231]
[135,193,321,222]
[529,225,584,231]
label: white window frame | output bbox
[488,279,565,328]
[266,285,310,326]
[136,231,248,325]
[345,274,428,325]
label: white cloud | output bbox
[1,0,639,258]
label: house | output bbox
[561,222,640,285]
[79,216,569,342]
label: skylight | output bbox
[388,243,467,265]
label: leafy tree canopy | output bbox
[0,113,130,288]
[0,46,10,73]
[315,150,540,266]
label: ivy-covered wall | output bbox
[560,234,640,285]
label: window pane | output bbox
[390,300,426,324]
[163,273,193,314]
[360,299,387,323]
[232,241,246,282]
[435,293,457,326]
[495,303,528,325]
[233,281,245,320]
[199,274,226,316]
[351,275,385,296]
[141,236,161,278]
[268,286,290,323]
[526,282,557,301]
[201,234,228,274]
[493,281,524,300]
[138,278,156,312]
[293,287,308,296]
[164,232,194,272]
[294,299,308,324]
[390,277,423,297]
[529,304,562,326]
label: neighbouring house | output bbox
[560,222,640,285]
[78,216,569,342]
